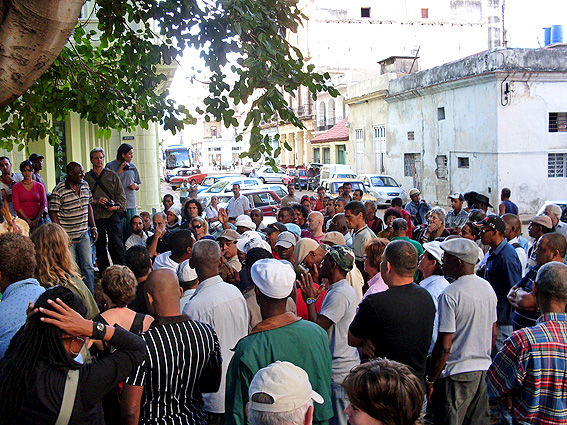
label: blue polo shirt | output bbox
[0,278,45,359]
[484,239,522,325]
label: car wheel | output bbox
[260,177,266,184]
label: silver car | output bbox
[357,174,407,207]
[256,165,287,184]
[197,176,262,208]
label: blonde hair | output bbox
[30,224,81,287]
[192,216,209,235]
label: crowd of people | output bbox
[0,148,566,425]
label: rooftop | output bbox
[311,117,349,144]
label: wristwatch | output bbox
[306,298,317,305]
[92,322,107,340]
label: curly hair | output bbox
[30,224,81,287]
[100,265,138,307]
[182,198,203,221]
[343,358,425,425]
[364,238,390,269]
[0,233,36,283]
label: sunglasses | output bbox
[192,224,203,229]
[480,227,495,235]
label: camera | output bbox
[122,163,131,171]
[104,200,116,209]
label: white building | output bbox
[280,0,504,166]
[384,46,567,214]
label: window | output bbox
[404,153,417,177]
[361,7,370,18]
[438,107,445,121]
[355,129,364,173]
[435,155,448,179]
[323,148,331,164]
[458,157,470,168]
[374,126,386,174]
[407,131,415,141]
[210,126,217,137]
[421,8,428,18]
[548,153,567,177]
[337,145,346,165]
[313,148,320,163]
[549,113,567,132]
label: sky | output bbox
[505,0,567,47]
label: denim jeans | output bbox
[329,382,349,425]
[70,231,95,294]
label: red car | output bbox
[170,168,207,190]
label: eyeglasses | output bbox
[192,224,203,229]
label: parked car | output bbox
[256,165,287,184]
[170,168,207,189]
[320,164,357,180]
[357,174,407,207]
[320,178,378,202]
[282,169,295,186]
[294,169,309,190]
[242,162,260,176]
[197,176,262,207]
[537,200,567,222]
[165,166,192,182]
[208,188,281,216]
[197,174,240,193]
[258,183,288,200]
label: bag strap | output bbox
[55,368,80,425]
[88,170,114,201]
[130,312,146,334]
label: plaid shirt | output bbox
[488,313,567,425]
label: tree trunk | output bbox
[0,0,85,108]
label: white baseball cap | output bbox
[251,258,294,299]
[236,237,272,254]
[275,232,296,249]
[248,361,324,413]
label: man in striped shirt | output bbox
[122,268,222,425]
[488,262,567,425]
[49,162,97,294]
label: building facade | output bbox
[385,47,567,213]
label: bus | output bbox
[164,144,192,169]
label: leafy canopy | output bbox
[0,0,339,160]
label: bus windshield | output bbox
[165,146,190,169]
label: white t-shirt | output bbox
[319,279,360,384]
[125,233,148,250]
[419,275,450,354]
[0,173,23,217]
[153,251,180,272]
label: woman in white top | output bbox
[205,195,220,224]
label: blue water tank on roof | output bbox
[551,25,564,44]
[543,27,551,46]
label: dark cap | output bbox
[262,222,287,234]
[471,215,506,233]
[29,153,44,162]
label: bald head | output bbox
[502,213,522,240]
[145,268,182,316]
[307,211,324,234]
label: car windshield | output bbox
[331,182,364,192]
[207,180,230,193]
[370,176,398,187]
[202,177,216,186]
[336,173,357,179]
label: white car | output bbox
[255,165,287,184]
[258,183,288,200]
[357,174,407,207]
[197,176,262,207]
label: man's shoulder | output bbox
[52,181,68,193]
